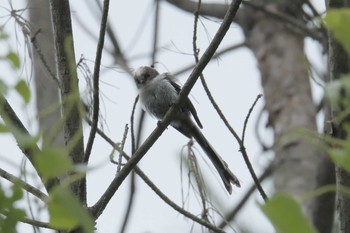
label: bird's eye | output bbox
[139,74,150,84]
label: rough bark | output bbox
[166,0,332,229]
[244,2,321,219]
[49,0,86,203]
[27,0,64,148]
[327,1,350,232]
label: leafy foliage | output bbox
[6,52,20,69]
[34,147,73,181]
[325,9,350,53]
[48,186,94,233]
[15,80,30,104]
[261,193,317,233]
[0,184,26,233]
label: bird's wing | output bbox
[165,73,203,129]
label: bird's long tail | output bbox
[175,119,240,194]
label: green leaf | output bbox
[325,74,350,106]
[10,185,23,202]
[0,123,8,132]
[328,125,350,172]
[324,9,350,53]
[0,31,9,40]
[0,79,8,94]
[6,52,20,69]
[0,208,26,233]
[48,186,94,232]
[328,148,350,171]
[12,129,40,148]
[34,147,73,180]
[15,80,31,104]
[261,193,317,233]
[0,184,26,233]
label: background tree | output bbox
[166,1,335,232]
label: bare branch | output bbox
[0,93,58,192]
[151,0,161,64]
[166,0,228,20]
[0,167,48,202]
[173,42,247,76]
[84,0,110,165]
[117,125,129,173]
[218,162,273,229]
[190,0,266,202]
[241,94,263,144]
[89,0,243,219]
[242,1,325,43]
[1,211,56,230]
[88,122,226,233]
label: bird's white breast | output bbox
[138,74,178,119]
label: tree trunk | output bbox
[327,1,350,232]
[165,0,333,230]
[244,1,319,218]
[27,0,64,148]
[49,0,86,203]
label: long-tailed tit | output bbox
[134,66,240,194]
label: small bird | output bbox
[134,66,240,194]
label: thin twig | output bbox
[84,0,110,163]
[239,95,267,201]
[151,0,160,64]
[117,125,129,173]
[119,96,139,233]
[218,163,273,229]
[91,0,131,74]
[118,123,132,233]
[130,96,139,153]
[0,93,58,191]
[187,141,208,212]
[305,0,321,18]
[242,1,325,43]
[119,0,162,230]
[242,94,263,144]
[30,30,60,86]
[191,0,265,202]
[0,167,48,202]
[88,123,225,233]
[174,42,246,76]
[254,104,272,151]
[194,46,267,201]
[1,210,56,230]
[192,57,267,201]
[191,0,213,226]
[8,6,60,86]
[89,0,243,220]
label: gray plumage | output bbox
[134,66,240,194]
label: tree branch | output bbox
[0,167,48,202]
[173,42,246,76]
[84,0,110,164]
[89,0,243,220]
[1,211,56,230]
[87,121,226,233]
[49,0,86,201]
[0,93,58,192]
[190,0,266,202]
[242,1,325,43]
[219,163,272,229]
